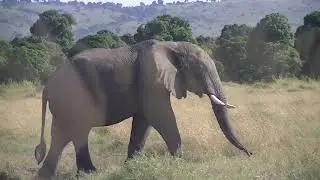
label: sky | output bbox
[59,0,206,7]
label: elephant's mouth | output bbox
[207,94,252,157]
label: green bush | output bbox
[68,30,126,57]
[295,11,320,78]
[246,42,302,82]
[120,33,136,45]
[214,24,252,82]
[1,10,319,85]
[245,13,302,82]
[0,36,66,84]
[133,14,195,43]
[0,40,13,82]
[215,36,249,82]
[30,9,76,54]
[248,13,293,44]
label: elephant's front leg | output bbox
[143,92,182,157]
[126,113,151,160]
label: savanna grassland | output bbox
[0,78,319,180]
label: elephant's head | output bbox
[153,41,252,156]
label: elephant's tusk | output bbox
[209,94,236,108]
[226,103,236,108]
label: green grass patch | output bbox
[0,78,319,179]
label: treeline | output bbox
[0,9,319,84]
[1,0,215,8]
[1,0,218,20]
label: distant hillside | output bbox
[0,0,319,41]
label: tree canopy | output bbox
[217,24,253,41]
[0,36,66,83]
[0,10,319,84]
[248,13,293,44]
[214,24,252,82]
[244,13,301,82]
[30,9,76,53]
[68,30,126,57]
[120,33,136,45]
[295,11,320,78]
[133,14,195,43]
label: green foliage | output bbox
[215,36,249,82]
[30,9,76,53]
[218,24,253,41]
[68,30,126,57]
[214,24,252,82]
[243,13,301,82]
[246,42,302,82]
[0,0,319,42]
[303,11,320,28]
[214,14,302,83]
[295,11,320,78]
[133,14,195,43]
[195,35,216,54]
[120,33,136,45]
[0,36,66,83]
[249,13,293,44]
[0,40,13,82]
[0,9,319,85]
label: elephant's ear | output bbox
[153,43,187,99]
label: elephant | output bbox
[34,39,252,179]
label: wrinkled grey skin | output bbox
[34,39,251,179]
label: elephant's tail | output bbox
[34,86,48,165]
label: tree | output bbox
[245,13,301,82]
[217,24,253,42]
[120,33,136,45]
[4,36,67,83]
[196,35,216,54]
[214,24,252,82]
[215,36,249,82]
[0,40,12,82]
[30,9,77,54]
[133,14,195,43]
[247,42,301,82]
[248,13,293,46]
[301,11,320,28]
[295,11,320,78]
[68,30,126,57]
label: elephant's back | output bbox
[46,62,106,126]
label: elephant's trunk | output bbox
[208,94,252,156]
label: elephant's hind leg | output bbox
[38,118,70,179]
[127,113,151,160]
[72,129,96,174]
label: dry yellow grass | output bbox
[0,78,319,180]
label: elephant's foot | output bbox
[77,165,97,174]
[76,144,97,174]
[170,146,182,158]
[75,166,96,180]
[126,114,151,163]
[124,150,143,164]
[127,149,143,159]
[36,165,56,180]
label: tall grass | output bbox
[0,78,319,179]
